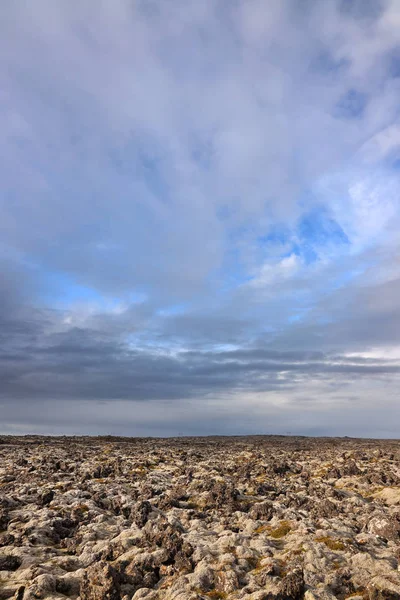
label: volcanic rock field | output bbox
[0,436,399,600]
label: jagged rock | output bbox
[373,488,400,506]
[249,501,274,520]
[0,436,399,599]
[311,499,339,518]
[327,466,341,479]
[133,501,153,528]
[0,554,22,571]
[55,575,80,596]
[214,568,240,593]
[52,517,76,539]
[273,462,291,475]
[0,533,15,547]
[367,514,400,541]
[190,564,214,592]
[80,561,121,600]
[93,464,114,479]
[341,460,361,476]
[174,550,193,573]
[132,590,158,600]
[279,569,305,599]
[0,512,10,531]
[24,574,56,599]
[13,587,25,600]
[209,480,241,510]
[39,490,55,506]
[367,575,400,600]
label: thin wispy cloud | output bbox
[1,0,400,436]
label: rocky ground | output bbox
[0,435,400,600]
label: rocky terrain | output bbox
[0,435,399,600]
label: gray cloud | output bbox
[1,303,399,408]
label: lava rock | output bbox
[80,561,121,600]
[0,555,22,571]
[279,569,305,600]
[39,489,55,506]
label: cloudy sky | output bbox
[1,0,400,437]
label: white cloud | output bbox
[249,253,300,288]
[1,0,400,435]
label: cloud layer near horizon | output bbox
[1,0,400,436]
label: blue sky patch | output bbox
[334,89,368,119]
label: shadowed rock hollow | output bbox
[0,435,399,599]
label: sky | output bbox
[1,0,400,437]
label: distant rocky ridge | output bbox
[0,435,399,599]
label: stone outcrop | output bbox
[0,435,398,599]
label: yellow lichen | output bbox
[254,525,269,534]
[315,536,345,551]
[205,591,228,599]
[269,520,292,539]
[74,503,89,513]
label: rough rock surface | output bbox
[0,435,399,599]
